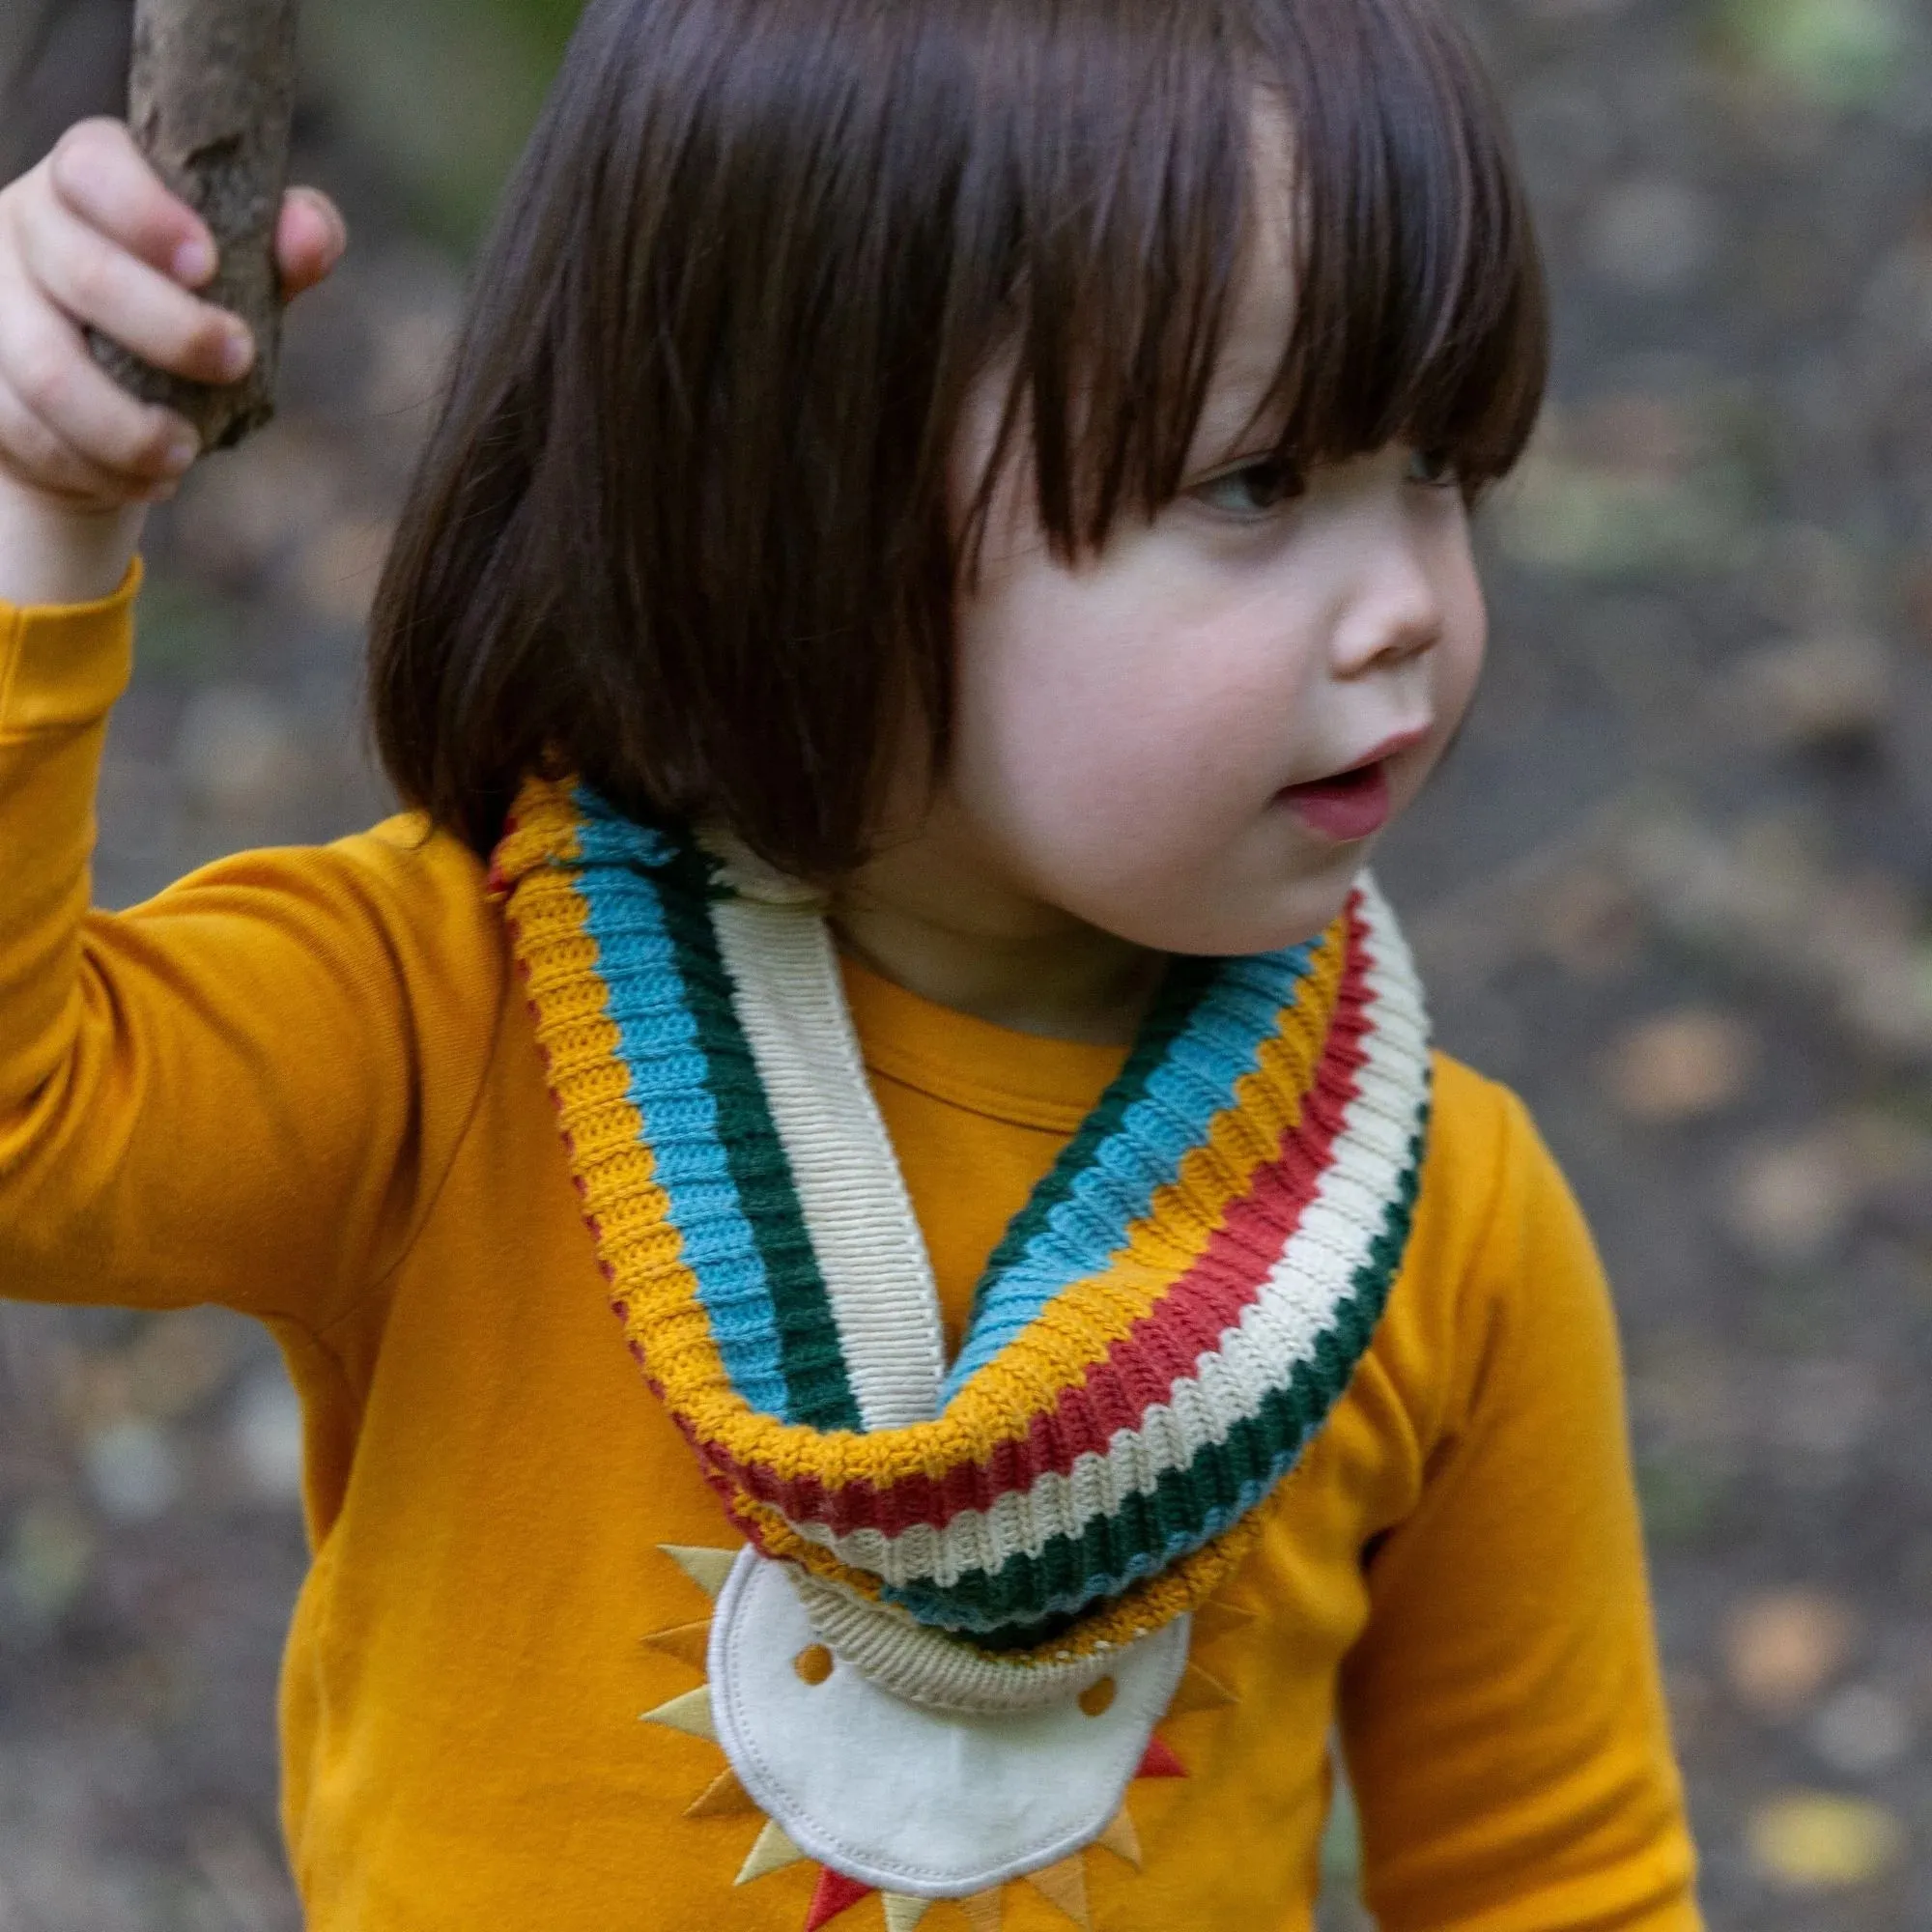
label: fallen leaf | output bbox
[1604,1009,1757,1122]
[1747,1791,1905,1890]
[1723,1588,1859,1717]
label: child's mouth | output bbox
[1278,760,1393,842]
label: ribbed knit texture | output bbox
[491,778,1432,1661]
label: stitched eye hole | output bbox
[793,1645,835,1686]
[1077,1676,1117,1718]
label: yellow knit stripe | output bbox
[497,793,747,1417]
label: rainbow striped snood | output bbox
[490,779,1432,1669]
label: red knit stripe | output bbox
[690,914,1386,1542]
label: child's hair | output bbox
[368,0,1548,878]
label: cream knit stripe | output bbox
[790,1570,1150,1713]
[709,893,948,1432]
[775,888,1429,1588]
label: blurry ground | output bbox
[3,0,1932,1926]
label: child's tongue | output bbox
[1280,761,1391,842]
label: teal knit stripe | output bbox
[572,836,792,1417]
[963,955,1216,1298]
[648,846,864,1433]
[943,948,1315,1396]
[883,1122,1426,1643]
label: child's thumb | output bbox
[274,186,348,298]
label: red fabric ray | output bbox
[804,1866,878,1929]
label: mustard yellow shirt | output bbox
[0,576,1700,1930]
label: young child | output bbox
[0,0,1703,1925]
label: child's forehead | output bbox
[1193,179,1301,454]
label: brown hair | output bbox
[368,0,1548,876]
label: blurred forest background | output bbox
[3,0,1932,1926]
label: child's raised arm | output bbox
[0,123,500,1338]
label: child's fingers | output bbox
[0,285,199,488]
[19,194,253,388]
[47,119,216,287]
[276,187,348,298]
[0,369,165,508]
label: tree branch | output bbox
[90,0,301,453]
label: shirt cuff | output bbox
[0,557,143,736]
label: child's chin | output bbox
[1122,867,1365,961]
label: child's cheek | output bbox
[952,605,1293,906]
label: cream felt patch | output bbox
[708,1549,1190,1900]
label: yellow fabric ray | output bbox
[956,1890,1003,1931]
[1166,1660,1238,1717]
[734,1817,807,1886]
[1189,1598,1260,1644]
[1095,1806,1142,1868]
[684,1767,759,1819]
[1022,1856,1090,1928]
[659,1544,737,1600]
[639,1685,716,1742]
[882,1895,931,1931]
[641,1616,714,1672]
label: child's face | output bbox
[928,181,1488,960]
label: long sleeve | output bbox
[0,574,504,1333]
[1340,1078,1701,1930]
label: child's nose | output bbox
[1330,534,1445,679]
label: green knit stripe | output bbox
[654,848,863,1432]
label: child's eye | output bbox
[1406,447,1461,490]
[1192,457,1307,518]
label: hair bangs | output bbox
[1253,0,1548,491]
[993,0,1548,558]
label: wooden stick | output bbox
[91,0,301,454]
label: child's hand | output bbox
[0,118,345,514]
[0,119,345,609]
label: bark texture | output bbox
[91,0,300,452]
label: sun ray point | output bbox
[1190,1598,1259,1643]
[659,1544,738,1600]
[641,1616,714,1673]
[1021,1854,1091,1928]
[803,1866,876,1929]
[685,1767,760,1819]
[639,1684,716,1743]
[957,1889,1004,1931]
[1096,1804,1143,1868]
[735,1817,808,1887]
[1166,1660,1237,1717]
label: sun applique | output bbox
[641,1546,1245,1929]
